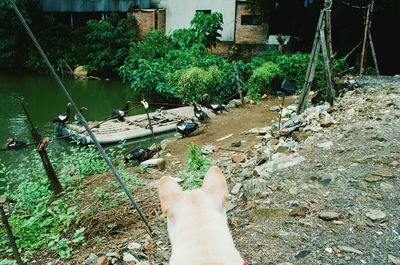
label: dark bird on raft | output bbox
[74,106,88,126]
[52,102,72,124]
[112,101,132,122]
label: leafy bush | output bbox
[247,62,282,99]
[170,66,221,103]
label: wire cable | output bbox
[8,0,153,235]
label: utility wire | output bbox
[8,0,153,235]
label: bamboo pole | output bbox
[360,3,372,75]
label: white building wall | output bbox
[158,0,236,42]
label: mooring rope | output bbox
[8,0,153,235]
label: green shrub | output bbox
[247,62,282,99]
[172,66,221,103]
[180,144,211,190]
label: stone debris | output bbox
[318,211,341,221]
[365,209,387,222]
[140,158,166,171]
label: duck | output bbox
[207,103,227,114]
[202,93,228,115]
[193,103,209,122]
[112,101,131,122]
[52,102,72,124]
[5,137,27,149]
[124,146,160,164]
[176,119,199,137]
[74,106,88,126]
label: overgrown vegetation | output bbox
[247,62,282,99]
[0,145,132,262]
[178,144,211,190]
[0,0,137,75]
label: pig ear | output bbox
[201,166,229,207]
[159,176,183,216]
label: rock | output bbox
[370,193,383,200]
[325,247,333,254]
[231,183,243,195]
[227,99,242,108]
[372,169,394,178]
[337,246,363,255]
[127,242,142,251]
[270,106,281,112]
[160,138,175,150]
[225,201,237,212]
[248,127,271,135]
[231,141,242,147]
[243,178,269,199]
[295,250,311,260]
[74,65,88,78]
[364,174,382,182]
[140,158,166,171]
[318,211,341,221]
[83,253,99,265]
[380,182,395,191]
[321,173,335,186]
[365,209,386,222]
[255,153,305,177]
[201,144,216,155]
[289,206,308,217]
[275,231,301,241]
[317,141,333,149]
[96,256,109,265]
[232,154,246,164]
[388,254,400,265]
[276,145,290,154]
[123,252,138,262]
[238,168,254,179]
[135,262,149,265]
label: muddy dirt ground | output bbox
[35,76,400,265]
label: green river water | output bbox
[0,74,173,184]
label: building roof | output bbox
[42,0,150,12]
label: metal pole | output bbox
[0,198,24,265]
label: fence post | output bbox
[21,102,63,196]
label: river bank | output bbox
[7,75,400,265]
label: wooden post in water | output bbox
[21,102,63,196]
[0,198,24,265]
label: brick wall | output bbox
[235,2,268,44]
[129,9,166,40]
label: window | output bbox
[241,15,262,25]
[196,10,211,15]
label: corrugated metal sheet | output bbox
[42,0,150,12]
